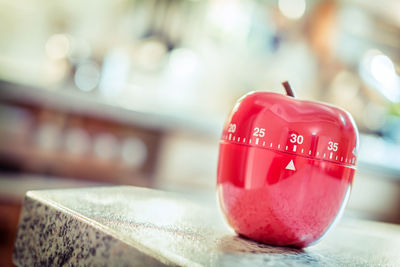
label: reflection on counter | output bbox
[0,0,400,266]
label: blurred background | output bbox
[1,0,400,265]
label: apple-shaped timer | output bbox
[217,81,358,248]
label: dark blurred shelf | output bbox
[1,80,399,178]
[0,80,222,138]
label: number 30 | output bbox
[290,133,303,144]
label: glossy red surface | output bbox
[217,91,359,247]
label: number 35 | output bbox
[328,141,338,151]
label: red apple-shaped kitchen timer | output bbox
[217,81,358,248]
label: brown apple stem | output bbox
[282,81,296,98]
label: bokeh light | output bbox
[74,61,101,92]
[45,34,71,60]
[278,0,306,20]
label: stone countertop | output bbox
[13,186,400,266]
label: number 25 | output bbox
[253,127,265,137]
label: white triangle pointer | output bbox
[285,160,296,171]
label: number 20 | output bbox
[228,123,236,133]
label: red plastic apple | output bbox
[217,82,358,248]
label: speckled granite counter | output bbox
[13,186,400,266]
